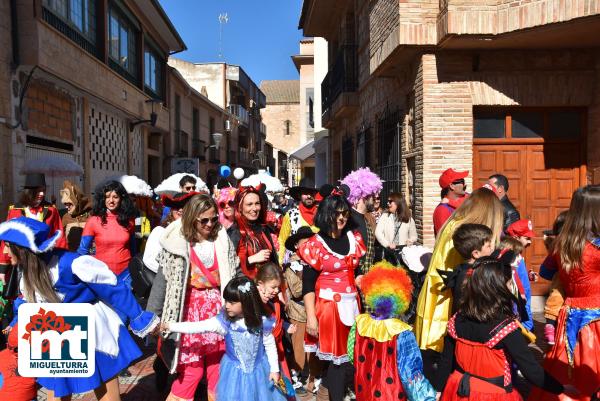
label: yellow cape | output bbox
[414,219,464,352]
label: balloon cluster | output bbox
[219,165,245,180]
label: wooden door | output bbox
[472,108,585,295]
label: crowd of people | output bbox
[0,167,597,401]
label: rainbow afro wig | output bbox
[361,260,413,319]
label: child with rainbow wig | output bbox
[347,261,436,401]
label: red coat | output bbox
[0,204,66,266]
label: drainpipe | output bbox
[9,0,19,69]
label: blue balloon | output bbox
[219,165,231,178]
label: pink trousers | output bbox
[170,347,224,400]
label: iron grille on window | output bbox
[378,108,402,201]
[42,3,98,57]
[321,45,358,115]
[192,139,205,160]
[356,128,370,169]
[341,137,354,177]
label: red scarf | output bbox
[299,203,317,226]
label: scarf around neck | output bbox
[299,203,316,226]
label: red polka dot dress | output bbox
[298,230,366,364]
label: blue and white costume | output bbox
[168,311,288,401]
[33,251,158,396]
[0,217,159,397]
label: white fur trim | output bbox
[71,255,118,285]
[130,313,160,338]
[0,220,62,253]
[107,175,153,197]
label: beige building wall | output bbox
[168,59,227,108]
[168,71,231,179]
[262,103,301,154]
[0,1,13,216]
[298,40,314,144]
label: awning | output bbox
[290,140,315,161]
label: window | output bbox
[512,112,543,138]
[192,108,202,158]
[174,95,181,154]
[474,110,505,138]
[144,45,163,97]
[307,88,314,129]
[284,120,291,136]
[42,0,97,54]
[548,111,582,139]
[108,5,138,79]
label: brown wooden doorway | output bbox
[472,108,586,295]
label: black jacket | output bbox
[501,196,520,231]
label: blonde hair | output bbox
[439,187,504,245]
[181,193,220,242]
[499,236,524,255]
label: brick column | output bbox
[419,53,473,248]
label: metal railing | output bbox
[321,44,358,115]
[228,104,250,126]
[239,147,250,162]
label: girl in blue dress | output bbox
[163,276,288,401]
[0,217,158,400]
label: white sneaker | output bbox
[312,377,322,394]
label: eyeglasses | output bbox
[335,210,350,219]
[183,185,196,191]
[196,216,219,225]
[219,200,235,209]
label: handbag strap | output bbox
[189,244,219,288]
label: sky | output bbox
[159,0,305,86]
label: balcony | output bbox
[260,122,267,136]
[321,45,359,128]
[228,104,250,126]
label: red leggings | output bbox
[170,349,223,400]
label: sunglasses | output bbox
[451,179,466,186]
[183,185,196,191]
[219,200,235,209]
[196,216,219,226]
[335,210,350,218]
[387,199,394,204]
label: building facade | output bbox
[260,80,300,184]
[168,59,268,174]
[300,0,600,294]
[167,68,236,190]
[2,0,185,216]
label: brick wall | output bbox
[25,80,74,142]
[441,0,599,37]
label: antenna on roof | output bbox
[218,13,229,60]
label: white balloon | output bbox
[233,167,245,180]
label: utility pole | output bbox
[218,13,229,60]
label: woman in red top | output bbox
[227,185,279,279]
[528,185,600,401]
[299,190,366,401]
[78,181,136,287]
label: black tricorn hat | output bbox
[161,191,199,209]
[285,226,316,252]
[289,177,318,200]
[24,173,46,189]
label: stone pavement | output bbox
[37,314,551,401]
